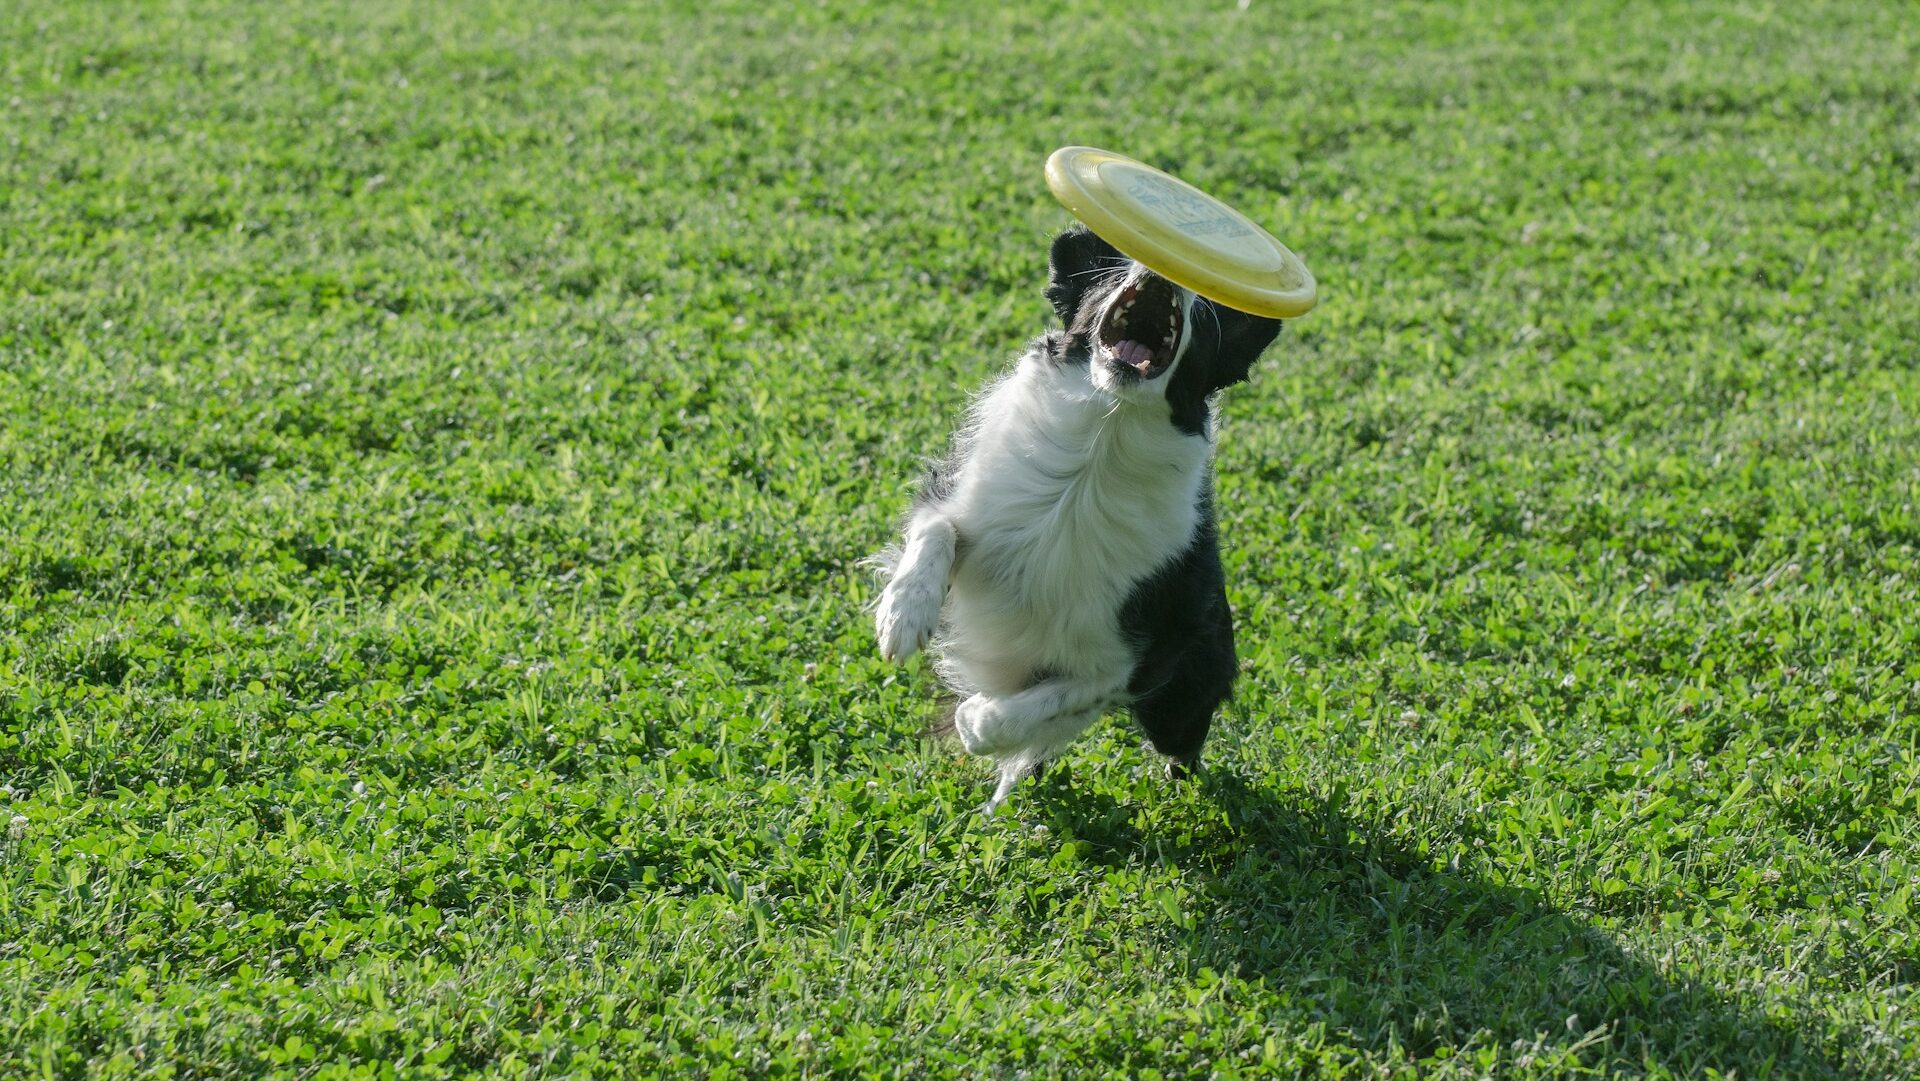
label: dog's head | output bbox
[1044,225,1283,432]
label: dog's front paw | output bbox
[874,580,941,664]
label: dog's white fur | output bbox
[876,267,1208,805]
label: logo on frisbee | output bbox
[1123,174,1253,240]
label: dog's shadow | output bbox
[1029,764,1861,1076]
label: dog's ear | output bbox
[1200,305,1285,392]
[1044,226,1122,326]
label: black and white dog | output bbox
[873,226,1284,806]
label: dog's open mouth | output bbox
[1098,274,1183,380]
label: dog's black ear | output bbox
[1044,226,1122,326]
[1201,305,1286,392]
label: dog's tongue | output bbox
[1113,339,1155,374]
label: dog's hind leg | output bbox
[954,675,1128,806]
[874,508,956,664]
[1128,640,1236,774]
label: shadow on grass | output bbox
[1032,765,1863,1078]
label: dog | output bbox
[872,225,1285,806]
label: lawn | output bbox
[2,0,1917,1076]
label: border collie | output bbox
[872,226,1285,807]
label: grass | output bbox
[2,0,1917,1076]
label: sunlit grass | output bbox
[2,0,1916,1076]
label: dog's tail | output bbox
[917,692,962,742]
[985,754,1050,812]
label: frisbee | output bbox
[1044,146,1318,319]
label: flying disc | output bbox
[1044,146,1318,319]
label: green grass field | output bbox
[3,0,1918,1076]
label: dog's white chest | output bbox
[941,363,1209,691]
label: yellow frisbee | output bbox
[1044,146,1318,319]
